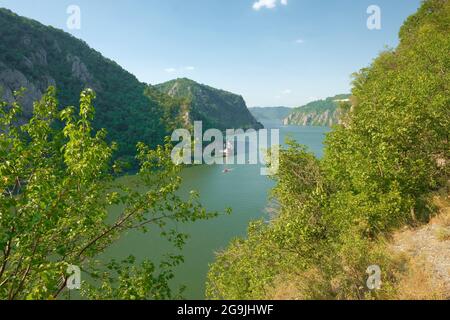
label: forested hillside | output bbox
[155,78,263,131]
[0,9,262,167]
[207,0,449,300]
[283,94,350,127]
[0,8,174,165]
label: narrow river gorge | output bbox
[102,122,330,299]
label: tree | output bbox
[0,87,215,300]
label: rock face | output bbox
[66,53,99,90]
[283,108,339,127]
[155,78,263,131]
[283,94,351,127]
[0,63,46,117]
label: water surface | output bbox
[104,122,329,299]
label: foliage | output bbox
[0,88,216,300]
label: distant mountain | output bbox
[249,107,292,122]
[0,8,174,164]
[283,94,351,127]
[154,78,263,131]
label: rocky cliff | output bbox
[283,94,351,127]
[155,78,263,131]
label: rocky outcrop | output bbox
[66,54,101,91]
[0,62,54,117]
[284,108,341,127]
[283,95,351,127]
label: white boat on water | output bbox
[221,141,234,157]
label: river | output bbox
[102,121,330,299]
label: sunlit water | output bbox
[102,122,329,299]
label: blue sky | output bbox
[0,0,421,107]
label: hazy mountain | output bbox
[249,107,292,122]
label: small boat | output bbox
[223,168,233,173]
[220,141,234,157]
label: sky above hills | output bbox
[0,0,421,107]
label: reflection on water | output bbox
[103,121,330,299]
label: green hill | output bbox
[154,78,263,131]
[283,94,351,127]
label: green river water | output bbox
[101,122,329,299]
